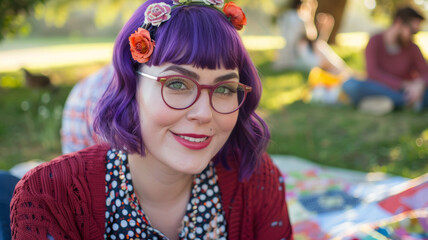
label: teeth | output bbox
[180,135,208,143]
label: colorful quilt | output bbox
[272,155,428,240]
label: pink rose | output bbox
[144,3,172,27]
[203,0,224,7]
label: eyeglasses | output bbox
[136,71,252,114]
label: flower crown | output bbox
[129,0,247,63]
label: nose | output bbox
[186,90,213,123]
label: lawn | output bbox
[0,46,427,178]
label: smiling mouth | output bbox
[179,135,209,143]
[172,132,212,150]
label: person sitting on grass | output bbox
[273,0,349,76]
[61,64,113,154]
[10,0,294,239]
[342,6,428,115]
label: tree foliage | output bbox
[33,0,141,29]
[2,0,426,42]
[0,0,47,41]
[371,0,416,21]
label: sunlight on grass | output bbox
[262,86,306,110]
[1,75,22,88]
[260,73,307,110]
[242,35,285,50]
[0,43,113,72]
[336,32,369,49]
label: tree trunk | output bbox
[316,0,348,44]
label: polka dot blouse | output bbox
[104,149,227,240]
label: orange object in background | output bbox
[308,67,342,88]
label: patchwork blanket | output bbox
[272,155,428,240]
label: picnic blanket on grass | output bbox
[271,155,428,240]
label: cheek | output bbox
[218,112,239,134]
[137,84,180,130]
[140,104,179,132]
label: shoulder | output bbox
[216,153,292,238]
[12,144,109,203]
[408,41,423,53]
[217,153,281,182]
[368,33,383,45]
[23,144,108,181]
[10,144,109,239]
[282,10,303,24]
[248,153,284,196]
[216,153,284,196]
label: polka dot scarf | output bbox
[104,149,227,240]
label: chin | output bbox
[171,154,213,175]
[174,162,209,175]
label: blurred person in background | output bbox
[0,171,19,240]
[61,64,113,154]
[10,0,293,239]
[342,6,428,115]
[273,0,348,75]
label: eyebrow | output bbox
[163,66,199,80]
[162,66,239,83]
[215,73,239,83]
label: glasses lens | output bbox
[212,82,246,113]
[162,76,198,109]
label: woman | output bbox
[10,0,293,239]
[273,0,347,75]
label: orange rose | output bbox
[129,28,155,63]
[223,2,247,30]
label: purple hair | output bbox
[94,0,270,181]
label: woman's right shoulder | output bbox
[24,144,108,179]
[10,144,110,239]
[14,144,110,198]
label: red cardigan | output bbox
[10,144,293,239]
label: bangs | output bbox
[147,5,243,70]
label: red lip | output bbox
[172,132,212,150]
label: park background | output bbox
[0,0,427,178]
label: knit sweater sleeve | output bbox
[252,153,293,240]
[10,145,107,240]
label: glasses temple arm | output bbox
[136,71,158,80]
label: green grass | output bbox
[0,87,72,170]
[266,102,428,178]
[0,46,427,178]
[254,49,428,178]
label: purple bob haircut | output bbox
[94,0,270,181]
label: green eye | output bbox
[215,84,238,95]
[215,86,229,94]
[168,81,186,90]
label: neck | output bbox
[384,26,399,45]
[128,152,193,205]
